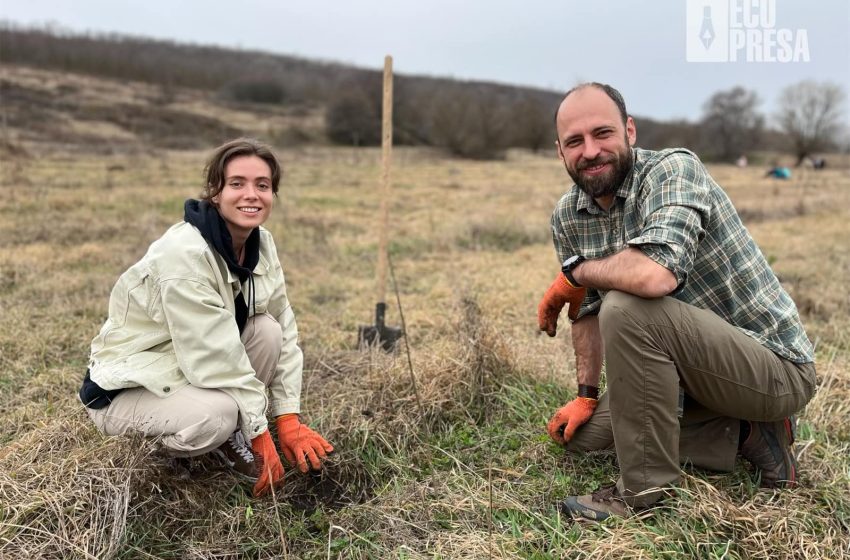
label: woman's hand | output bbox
[275,414,334,473]
[250,430,285,497]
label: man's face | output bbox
[555,87,637,199]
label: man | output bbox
[538,83,817,521]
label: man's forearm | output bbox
[572,247,677,298]
[572,316,603,388]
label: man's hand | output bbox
[276,414,334,473]
[547,397,598,445]
[538,272,587,337]
[250,430,285,497]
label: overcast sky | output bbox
[2,0,849,123]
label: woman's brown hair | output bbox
[201,138,282,201]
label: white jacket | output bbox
[89,221,302,440]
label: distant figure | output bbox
[735,154,748,168]
[765,166,792,179]
[808,156,827,170]
[79,138,333,498]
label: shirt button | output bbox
[163,386,171,393]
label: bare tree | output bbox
[776,81,846,165]
[701,86,763,162]
[510,96,554,153]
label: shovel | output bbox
[358,55,403,352]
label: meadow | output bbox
[0,143,848,559]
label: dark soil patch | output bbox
[284,457,375,512]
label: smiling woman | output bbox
[78,138,333,498]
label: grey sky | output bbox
[2,0,848,123]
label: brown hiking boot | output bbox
[559,484,630,521]
[740,416,797,488]
[211,430,259,482]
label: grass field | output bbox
[0,143,848,559]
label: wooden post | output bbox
[376,55,393,306]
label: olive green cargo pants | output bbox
[566,291,817,507]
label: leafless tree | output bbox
[776,81,846,165]
[701,86,763,162]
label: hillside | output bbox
[0,25,766,159]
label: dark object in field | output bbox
[358,302,403,352]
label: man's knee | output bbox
[598,290,676,343]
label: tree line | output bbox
[0,24,845,161]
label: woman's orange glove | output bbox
[547,397,598,445]
[275,414,334,473]
[537,272,587,337]
[250,430,285,497]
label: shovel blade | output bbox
[358,324,403,352]
[358,302,403,352]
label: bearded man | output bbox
[539,82,817,520]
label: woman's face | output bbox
[213,155,274,240]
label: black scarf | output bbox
[183,199,260,333]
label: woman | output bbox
[79,138,332,497]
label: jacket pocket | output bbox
[92,351,186,398]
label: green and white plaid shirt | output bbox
[551,147,814,364]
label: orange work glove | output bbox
[537,272,587,337]
[250,430,285,497]
[547,397,598,445]
[275,414,334,473]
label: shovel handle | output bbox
[376,55,393,305]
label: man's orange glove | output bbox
[537,272,587,337]
[276,414,334,473]
[547,397,598,445]
[251,430,285,497]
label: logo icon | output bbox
[687,0,729,61]
[699,6,716,49]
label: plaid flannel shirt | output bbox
[550,147,814,364]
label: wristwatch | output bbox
[561,255,586,288]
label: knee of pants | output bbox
[243,313,283,355]
[170,395,239,455]
[598,290,663,343]
[564,409,614,453]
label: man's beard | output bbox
[567,142,633,199]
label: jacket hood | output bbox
[184,198,260,333]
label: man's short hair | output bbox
[555,82,629,126]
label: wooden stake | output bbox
[376,55,393,306]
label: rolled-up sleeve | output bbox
[626,154,711,289]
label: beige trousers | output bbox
[566,291,817,507]
[87,313,283,457]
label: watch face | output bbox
[562,256,580,268]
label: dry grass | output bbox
[0,138,848,559]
